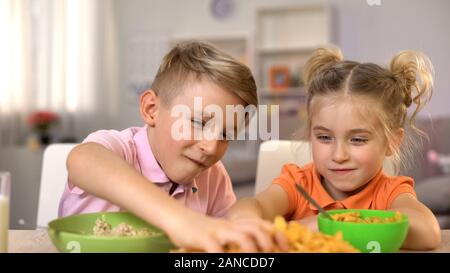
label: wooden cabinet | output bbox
[255,4,331,139]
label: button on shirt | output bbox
[58,126,236,217]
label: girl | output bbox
[227,46,441,250]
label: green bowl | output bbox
[48,212,175,253]
[318,209,409,253]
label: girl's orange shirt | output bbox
[273,163,416,220]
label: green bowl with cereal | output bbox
[318,209,409,253]
[48,212,175,253]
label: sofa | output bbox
[403,117,450,229]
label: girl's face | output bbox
[148,79,245,184]
[310,96,389,199]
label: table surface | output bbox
[7,229,450,253]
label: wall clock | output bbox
[210,0,234,19]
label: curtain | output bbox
[0,0,32,146]
[0,0,118,147]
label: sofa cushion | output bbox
[436,215,450,230]
[415,174,450,214]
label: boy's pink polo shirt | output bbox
[58,126,236,218]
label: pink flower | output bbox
[427,149,438,163]
[27,111,59,132]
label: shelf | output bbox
[170,33,248,42]
[256,4,329,51]
[257,45,317,55]
[254,4,330,140]
[255,4,330,94]
[260,87,306,99]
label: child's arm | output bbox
[67,142,277,252]
[226,184,291,251]
[227,185,320,232]
[390,193,441,250]
[227,184,289,221]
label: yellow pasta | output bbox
[174,216,358,253]
[330,211,403,224]
[273,216,358,253]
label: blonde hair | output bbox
[151,41,258,107]
[303,46,434,172]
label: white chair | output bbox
[254,140,395,195]
[255,140,312,194]
[37,143,77,228]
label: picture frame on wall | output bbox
[269,66,290,92]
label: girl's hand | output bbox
[297,215,319,232]
[166,212,288,252]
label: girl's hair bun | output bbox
[303,46,343,86]
[390,50,434,108]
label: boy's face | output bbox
[145,79,246,184]
[310,97,389,199]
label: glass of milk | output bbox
[0,172,10,253]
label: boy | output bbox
[60,42,281,252]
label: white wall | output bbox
[107,0,450,131]
[333,0,450,117]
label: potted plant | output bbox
[27,110,59,145]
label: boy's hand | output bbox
[229,218,289,252]
[297,215,319,232]
[166,213,288,253]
